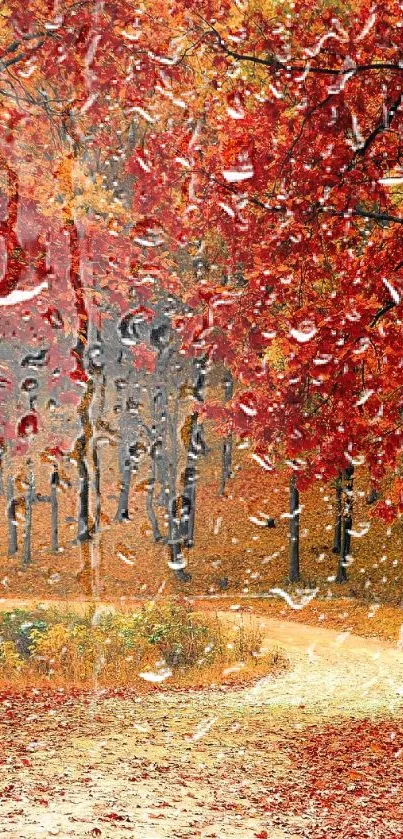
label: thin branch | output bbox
[207,26,403,77]
[347,95,403,170]
[370,299,396,327]
[370,258,403,326]
[198,166,403,226]
[0,38,48,73]
[322,207,403,225]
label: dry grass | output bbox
[0,601,287,691]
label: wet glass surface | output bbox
[0,3,403,837]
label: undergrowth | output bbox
[0,600,285,689]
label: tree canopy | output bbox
[1,0,403,519]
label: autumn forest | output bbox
[1,2,403,838]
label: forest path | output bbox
[224,609,403,718]
[1,597,403,717]
[1,605,403,838]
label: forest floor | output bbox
[1,608,403,838]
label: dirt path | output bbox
[233,611,403,718]
[1,607,403,838]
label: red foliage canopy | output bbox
[1,0,403,508]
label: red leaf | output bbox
[17,413,38,437]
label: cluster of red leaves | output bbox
[281,719,403,838]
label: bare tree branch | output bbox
[205,24,403,78]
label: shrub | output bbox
[0,601,283,688]
[0,609,50,658]
[134,601,223,667]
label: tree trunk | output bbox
[76,428,91,542]
[67,220,93,544]
[219,371,233,496]
[289,474,300,582]
[7,475,17,556]
[50,466,59,554]
[146,456,163,542]
[93,440,101,533]
[91,329,106,536]
[146,423,163,542]
[332,472,342,554]
[181,412,198,548]
[336,465,354,583]
[75,376,94,543]
[154,387,169,506]
[115,454,131,521]
[180,358,207,548]
[167,392,191,582]
[22,472,35,567]
[169,496,190,581]
[151,331,191,581]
